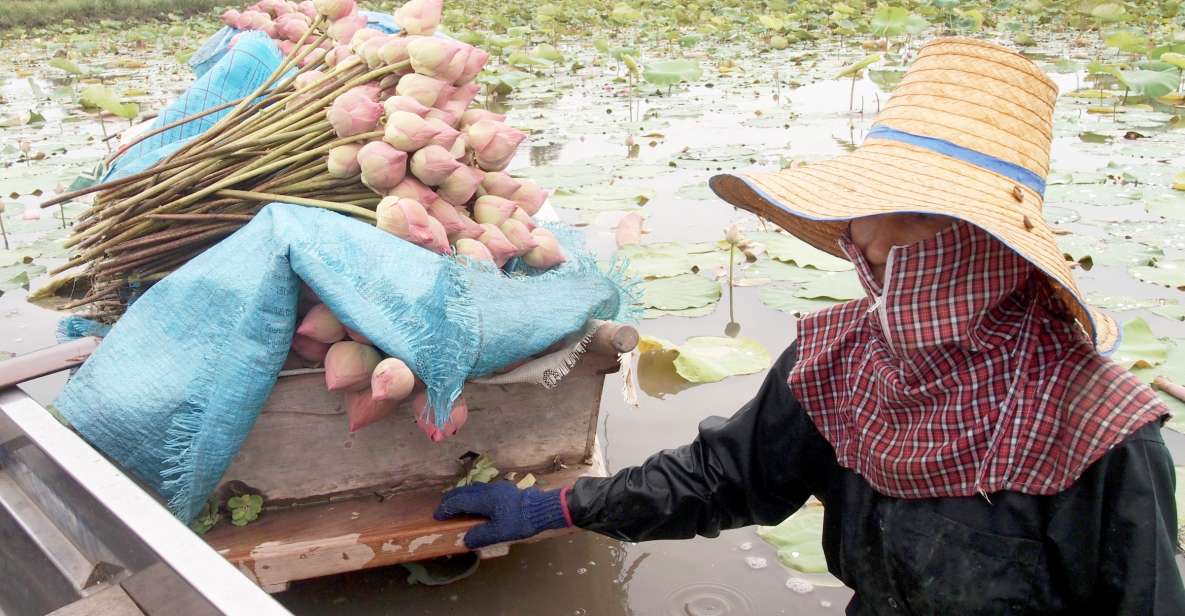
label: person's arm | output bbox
[1048,420,1185,613]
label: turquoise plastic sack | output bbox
[56,204,634,523]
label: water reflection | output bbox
[529,142,565,167]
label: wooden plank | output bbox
[205,459,601,591]
[222,373,606,502]
[47,584,145,616]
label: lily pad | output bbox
[756,505,829,574]
[748,232,852,271]
[79,85,139,119]
[643,304,717,319]
[1111,318,1169,370]
[834,54,880,79]
[672,336,772,383]
[740,259,829,285]
[760,285,840,316]
[642,59,703,87]
[1117,70,1180,99]
[1132,259,1185,289]
[636,274,722,310]
[795,272,865,301]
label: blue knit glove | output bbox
[434,481,571,549]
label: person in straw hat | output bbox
[436,38,1184,612]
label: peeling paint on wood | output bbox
[408,533,442,554]
[249,533,375,587]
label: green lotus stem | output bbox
[728,242,735,323]
[216,189,377,221]
[0,211,8,250]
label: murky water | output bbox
[3,21,1185,616]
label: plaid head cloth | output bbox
[789,220,1166,498]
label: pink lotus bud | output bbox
[291,334,331,362]
[448,133,467,160]
[393,0,443,36]
[473,195,518,226]
[439,44,471,84]
[411,391,468,442]
[345,389,397,432]
[378,36,412,66]
[448,206,484,241]
[314,0,356,20]
[510,207,535,230]
[258,0,285,16]
[388,177,438,204]
[523,227,567,269]
[346,327,371,345]
[327,86,382,138]
[511,178,548,215]
[297,0,318,20]
[407,37,461,79]
[328,13,366,43]
[454,238,494,263]
[478,171,522,199]
[426,117,460,150]
[459,108,505,129]
[294,69,327,89]
[421,215,451,254]
[297,303,346,343]
[300,47,327,67]
[348,27,381,53]
[21,207,41,221]
[426,197,469,236]
[409,144,462,186]
[477,224,519,267]
[499,219,538,256]
[395,73,453,107]
[436,166,484,206]
[467,120,526,172]
[438,82,479,118]
[371,357,415,402]
[275,12,310,41]
[616,212,643,248]
[360,34,391,69]
[325,341,381,392]
[241,9,271,30]
[383,95,431,118]
[324,44,350,66]
[357,141,408,191]
[383,111,441,151]
[222,9,243,28]
[425,108,458,128]
[456,48,489,84]
[277,40,296,56]
[377,196,434,245]
[326,143,363,178]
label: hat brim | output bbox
[709,137,1118,353]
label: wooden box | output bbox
[202,324,635,592]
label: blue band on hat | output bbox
[865,125,1046,196]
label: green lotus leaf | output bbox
[834,53,881,79]
[757,505,829,574]
[637,274,722,310]
[643,59,704,87]
[672,336,772,383]
[747,232,853,271]
[1112,318,1169,370]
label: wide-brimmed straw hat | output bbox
[710,37,1118,352]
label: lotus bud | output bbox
[275,13,310,41]
[449,206,484,242]
[277,40,296,56]
[346,327,371,345]
[449,133,467,160]
[407,37,461,79]
[459,108,505,129]
[426,197,469,237]
[325,341,381,392]
[425,108,458,128]
[294,69,328,90]
[411,391,468,442]
[425,117,460,150]
[326,143,363,178]
[300,47,327,67]
[410,144,462,186]
[360,35,392,69]
[439,44,471,84]
[383,95,431,117]
[297,0,318,20]
[324,44,350,66]
[388,177,438,204]
[327,86,382,138]
[395,73,452,107]
[421,215,451,254]
[477,224,519,267]
[499,219,538,256]
[291,334,331,362]
[378,36,412,66]
[314,0,356,20]
[511,178,548,215]
[478,171,522,199]
[466,120,526,171]
[438,82,479,118]
[456,48,489,85]
[241,9,271,30]
[393,0,443,36]
[510,207,535,229]
[22,207,41,221]
[377,196,433,244]
[297,303,346,343]
[523,227,567,269]
[345,389,396,432]
[383,111,441,151]
[358,141,408,192]
[436,166,484,206]
[473,195,518,226]
[454,238,494,263]
[616,212,643,247]
[371,357,415,402]
[258,0,286,16]
[348,27,381,53]
[222,9,243,28]
[328,13,366,43]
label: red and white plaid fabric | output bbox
[790,220,1166,498]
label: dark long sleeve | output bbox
[1047,420,1185,614]
[566,343,836,542]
